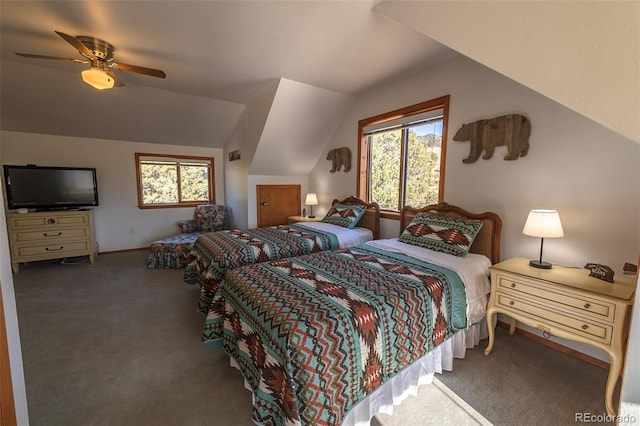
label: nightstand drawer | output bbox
[497,275,614,322]
[496,293,612,344]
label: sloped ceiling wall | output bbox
[250,78,354,175]
[1,61,245,147]
[374,0,640,143]
[224,80,279,229]
[224,77,352,227]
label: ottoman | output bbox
[147,233,200,269]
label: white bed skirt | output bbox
[342,321,489,426]
[230,321,489,426]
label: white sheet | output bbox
[296,221,373,248]
[365,238,492,324]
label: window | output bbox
[135,153,215,208]
[357,95,449,219]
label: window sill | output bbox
[138,202,214,209]
[380,210,401,221]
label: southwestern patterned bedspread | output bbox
[204,244,468,426]
[183,224,339,313]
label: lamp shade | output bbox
[81,68,115,90]
[305,193,318,206]
[522,209,564,238]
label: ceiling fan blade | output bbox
[104,69,125,87]
[15,52,87,63]
[111,62,166,79]
[55,30,96,59]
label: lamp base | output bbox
[529,260,552,269]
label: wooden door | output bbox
[0,281,17,426]
[257,185,301,227]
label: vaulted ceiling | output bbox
[2,0,637,176]
[0,1,456,148]
[375,0,639,144]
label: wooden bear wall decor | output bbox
[327,147,351,173]
[453,114,531,163]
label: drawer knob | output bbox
[582,324,589,330]
[45,246,64,252]
[44,232,63,237]
[509,301,515,306]
[584,303,591,309]
[46,218,56,224]
[510,283,516,288]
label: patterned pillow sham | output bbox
[321,204,367,229]
[399,212,484,257]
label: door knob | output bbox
[261,202,268,206]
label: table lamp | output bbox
[522,209,564,269]
[305,193,318,218]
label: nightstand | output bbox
[287,215,323,224]
[485,257,636,416]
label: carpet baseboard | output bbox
[98,247,149,255]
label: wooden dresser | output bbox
[7,210,96,273]
[484,257,637,416]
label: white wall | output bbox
[311,55,639,361]
[1,131,225,252]
[225,82,278,229]
[225,78,353,228]
[250,78,353,175]
[314,55,638,272]
[0,139,29,425]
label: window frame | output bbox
[135,152,215,209]
[357,95,449,220]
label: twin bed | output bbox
[184,197,380,313]
[185,201,502,426]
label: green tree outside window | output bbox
[135,153,215,208]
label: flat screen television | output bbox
[3,165,99,210]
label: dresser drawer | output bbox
[14,241,92,257]
[13,227,90,243]
[497,275,615,322]
[9,213,89,229]
[496,292,612,344]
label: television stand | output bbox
[6,210,97,273]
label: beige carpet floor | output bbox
[12,251,615,425]
[373,377,492,426]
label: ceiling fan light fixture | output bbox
[16,31,165,89]
[81,68,114,90]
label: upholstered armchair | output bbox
[147,204,227,269]
[177,204,227,233]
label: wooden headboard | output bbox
[400,202,502,264]
[331,196,381,240]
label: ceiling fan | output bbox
[15,31,166,90]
